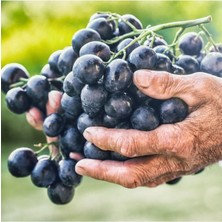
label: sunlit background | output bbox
[1,1,222,221]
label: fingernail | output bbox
[26,113,37,127]
[75,164,86,176]
[134,70,152,88]
[83,128,93,141]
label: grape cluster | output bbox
[2,12,222,205]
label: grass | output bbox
[2,145,222,221]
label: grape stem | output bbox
[105,15,212,62]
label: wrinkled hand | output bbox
[74,70,222,188]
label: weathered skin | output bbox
[26,70,222,188]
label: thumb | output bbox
[133,69,199,107]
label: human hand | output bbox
[26,90,63,156]
[74,70,222,188]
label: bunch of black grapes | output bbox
[2,12,222,205]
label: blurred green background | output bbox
[1,1,222,221]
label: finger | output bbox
[75,155,187,188]
[46,90,63,115]
[133,70,215,108]
[83,124,191,158]
[26,107,44,130]
[69,152,85,161]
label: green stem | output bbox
[198,24,218,51]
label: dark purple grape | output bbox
[110,151,129,161]
[89,12,116,32]
[8,147,37,177]
[118,14,143,35]
[31,158,58,187]
[153,45,174,61]
[127,84,152,106]
[128,46,157,71]
[105,92,133,119]
[5,87,31,114]
[63,72,85,97]
[59,125,85,155]
[47,181,74,205]
[103,114,119,128]
[58,159,82,187]
[26,75,50,104]
[83,142,110,160]
[61,93,82,120]
[171,64,186,75]
[166,177,182,185]
[1,63,29,94]
[200,52,222,77]
[48,50,63,72]
[81,84,108,117]
[72,28,101,53]
[175,55,199,74]
[144,37,168,48]
[155,53,173,72]
[43,113,65,137]
[73,54,105,85]
[87,17,113,40]
[179,32,203,56]
[116,38,140,58]
[41,64,62,79]
[159,98,188,124]
[57,46,78,75]
[131,106,159,131]
[77,112,103,134]
[104,59,133,93]
[115,121,132,129]
[79,41,111,62]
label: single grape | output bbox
[130,106,159,131]
[47,181,75,205]
[178,32,203,56]
[87,17,113,40]
[26,75,50,104]
[5,87,31,114]
[72,28,101,53]
[175,55,199,74]
[59,125,85,154]
[128,45,157,71]
[31,158,58,188]
[171,64,186,75]
[79,41,111,62]
[72,54,105,85]
[81,84,108,117]
[61,93,83,120]
[104,59,133,93]
[115,121,132,129]
[57,46,78,76]
[118,14,143,35]
[103,114,119,128]
[43,113,65,137]
[63,72,85,97]
[155,53,173,72]
[144,36,168,48]
[83,142,110,160]
[8,147,37,177]
[153,45,174,61]
[116,38,140,58]
[166,177,182,185]
[77,112,103,134]
[41,64,62,79]
[1,63,30,94]
[58,159,82,187]
[48,50,63,72]
[105,92,133,119]
[159,98,188,124]
[200,52,222,77]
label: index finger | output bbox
[83,122,190,158]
